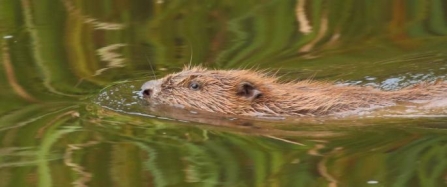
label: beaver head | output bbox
[141,67,276,115]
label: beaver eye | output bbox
[189,82,200,90]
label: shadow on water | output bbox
[1,0,447,186]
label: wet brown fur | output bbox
[141,66,447,117]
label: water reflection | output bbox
[1,0,447,186]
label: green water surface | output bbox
[1,0,447,186]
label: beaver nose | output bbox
[142,88,152,98]
[141,80,158,98]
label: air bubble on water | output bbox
[364,83,379,88]
[364,76,376,81]
[157,116,174,121]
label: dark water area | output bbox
[1,0,447,186]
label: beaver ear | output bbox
[237,82,262,101]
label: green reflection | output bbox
[0,0,447,186]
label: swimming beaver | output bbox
[141,67,447,117]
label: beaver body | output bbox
[141,67,447,117]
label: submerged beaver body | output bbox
[141,67,447,117]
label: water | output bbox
[1,0,447,186]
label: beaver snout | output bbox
[141,80,160,98]
[142,89,152,98]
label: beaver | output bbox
[140,66,447,117]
